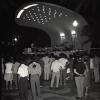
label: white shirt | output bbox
[17,64,28,77]
[51,60,63,72]
[58,58,69,69]
[5,62,13,73]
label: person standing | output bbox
[1,57,5,76]
[50,56,63,89]
[73,57,86,99]
[90,57,94,83]
[12,59,21,89]
[29,61,41,100]
[58,53,69,87]
[93,55,100,83]
[17,58,29,100]
[84,60,90,97]
[4,57,14,90]
[42,54,50,80]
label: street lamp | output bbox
[72,20,78,27]
[71,30,77,49]
[60,32,65,44]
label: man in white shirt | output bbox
[50,56,63,89]
[17,61,29,100]
[58,55,69,86]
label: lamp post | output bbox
[72,20,78,27]
[71,30,77,49]
[71,20,78,49]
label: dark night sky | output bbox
[1,0,100,49]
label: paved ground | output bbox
[1,79,100,100]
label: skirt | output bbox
[4,73,13,81]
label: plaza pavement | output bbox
[2,80,100,100]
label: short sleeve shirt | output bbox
[74,61,86,74]
[17,64,28,77]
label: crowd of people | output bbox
[1,50,100,100]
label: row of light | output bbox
[17,4,68,25]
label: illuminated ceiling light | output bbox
[41,18,43,21]
[49,8,51,15]
[23,4,38,9]
[37,20,40,23]
[71,30,76,35]
[59,12,62,16]
[36,17,38,19]
[42,5,45,12]
[72,20,78,27]
[54,10,57,18]
[14,38,18,42]
[45,20,48,22]
[16,9,24,18]
[37,7,40,12]
[65,14,67,16]
[17,4,38,18]
[49,17,51,20]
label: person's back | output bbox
[4,57,14,89]
[28,61,41,100]
[93,55,100,82]
[12,61,20,74]
[51,60,63,72]
[58,58,69,69]
[5,62,13,74]
[42,55,50,67]
[29,62,41,76]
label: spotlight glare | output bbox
[72,20,78,27]
[71,30,76,35]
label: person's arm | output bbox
[51,63,53,71]
[11,64,14,72]
[74,69,80,75]
[84,62,89,72]
[74,68,85,77]
[36,63,41,77]
[17,68,21,80]
[38,65,41,77]
[28,66,31,75]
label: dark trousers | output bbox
[60,69,66,85]
[18,77,29,100]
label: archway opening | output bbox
[16,26,51,51]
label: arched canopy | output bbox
[15,2,91,51]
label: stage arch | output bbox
[15,2,91,51]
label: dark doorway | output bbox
[17,26,51,48]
